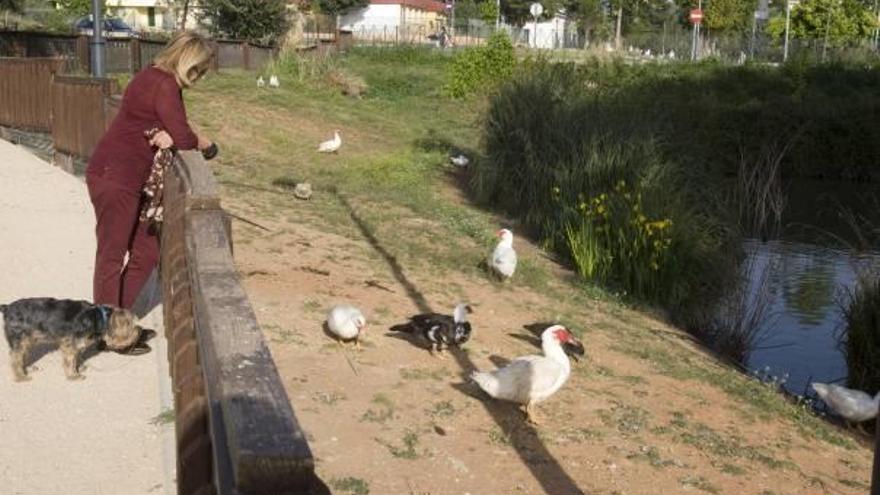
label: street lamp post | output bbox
[783,0,792,62]
[91,0,105,77]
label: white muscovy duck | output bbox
[812,382,880,424]
[326,305,367,348]
[450,154,469,168]
[269,74,280,88]
[257,75,266,88]
[489,228,517,280]
[472,325,582,424]
[318,130,342,153]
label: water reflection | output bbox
[732,239,880,396]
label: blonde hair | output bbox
[153,31,214,88]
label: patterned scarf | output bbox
[140,128,173,227]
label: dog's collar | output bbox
[96,305,112,331]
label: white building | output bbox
[338,0,448,41]
[526,12,575,49]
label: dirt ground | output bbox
[222,187,873,495]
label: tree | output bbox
[55,0,103,16]
[198,0,289,42]
[678,0,754,32]
[0,0,24,13]
[502,0,566,26]
[766,0,875,44]
[315,0,369,15]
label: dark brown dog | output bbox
[1,298,140,381]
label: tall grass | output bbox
[475,60,737,322]
[475,57,880,330]
[842,275,880,394]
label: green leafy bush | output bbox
[444,32,515,98]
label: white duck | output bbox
[472,325,581,424]
[489,228,517,280]
[257,75,266,88]
[812,382,880,423]
[318,130,342,153]
[269,74,280,88]
[450,154,469,168]
[326,305,367,348]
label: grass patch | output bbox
[149,408,175,426]
[400,367,450,381]
[597,401,650,436]
[626,445,681,469]
[678,475,719,494]
[428,400,456,417]
[668,412,795,471]
[361,394,395,423]
[329,477,370,495]
[312,391,347,406]
[378,430,422,459]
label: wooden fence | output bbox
[0,56,315,493]
[163,151,314,493]
[0,30,276,74]
[0,57,66,131]
[50,75,118,168]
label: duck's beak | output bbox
[564,337,586,358]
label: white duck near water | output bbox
[450,154,469,168]
[326,305,367,348]
[471,325,582,424]
[812,382,880,423]
[489,228,517,280]
[318,130,342,153]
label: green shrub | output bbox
[475,59,738,321]
[444,32,515,98]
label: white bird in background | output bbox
[812,383,880,424]
[318,130,342,153]
[257,75,265,88]
[326,305,367,349]
[471,325,583,424]
[450,154,469,168]
[668,50,676,60]
[489,228,517,280]
[269,74,280,88]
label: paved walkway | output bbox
[0,139,175,495]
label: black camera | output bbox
[202,142,219,160]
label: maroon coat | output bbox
[87,66,198,190]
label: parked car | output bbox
[74,16,138,38]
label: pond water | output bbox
[740,239,879,396]
[730,180,880,397]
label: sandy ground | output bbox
[0,139,175,495]
[223,190,874,495]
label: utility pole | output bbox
[783,0,792,62]
[91,0,105,77]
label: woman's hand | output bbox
[197,133,213,151]
[149,130,174,149]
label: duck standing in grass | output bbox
[489,228,517,280]
[318,130,342,153]
[471,325,583,424]
[391,303,472,358]
[326,305,367,349]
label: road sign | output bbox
[689,8,703,24]
[529,2,543,18]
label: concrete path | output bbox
[0,139,175,495]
